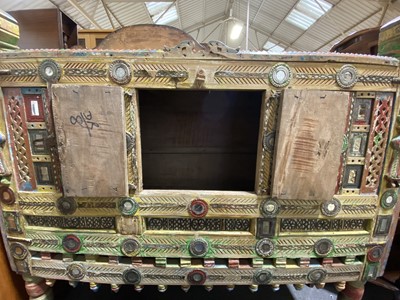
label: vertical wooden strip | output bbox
[272,90,349,201]
[52,85,128,197]
[255,91,279,195]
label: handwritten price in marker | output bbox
[70,111,100,137]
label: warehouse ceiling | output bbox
[1,0,399,52]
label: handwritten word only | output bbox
[70,111,99,137]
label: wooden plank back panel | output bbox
[272,90,349,201]
[52,85,128,197]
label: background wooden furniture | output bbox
[9,9,77,49]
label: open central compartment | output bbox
[138,89,263,191]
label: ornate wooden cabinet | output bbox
[0,39,399,299]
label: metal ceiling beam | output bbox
[315,7,382,51]
[287,0,343,50]
[268,0,300,37]
[184,13,226,33]
[175,0,183,29]
[101,0,123,28]
[251,24,301,51]
[101,0,115,29]
[142,3,154,23]
[378,0,391,26]
[67,0,101,29]
[154,0,176,24]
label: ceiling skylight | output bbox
[286,0,333,30]
[145,2,178,25]
[263,41,285,52]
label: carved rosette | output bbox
[260,198,280,217]
[336,65,358,88]
[321,198,341,217]
[67,263,86,280]
[253,269,273,285]
[121,238,141,256]
[189,238,209,257]
[38,59,61,83]
[187,270,207,285]
[268,63,292,88]
[255,238,275,257]
[109,60,132,85]
[122,269,142,284]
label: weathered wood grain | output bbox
[52,85,128,197]
[272,89,349,201]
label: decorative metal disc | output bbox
[307,269,327,284]
[0,187,15,205]
[255,238,275,257]
[336,64,358,88]
[367,246,384,263]
[67,263,86,280]
[122,269,141,284]
[56,197,77,215]
[263,131,275,152]
[187,270,207,285]
[62,234,82,253]
[321,198,341,217]
[126,132,134,153]
[119,197,138,216]
[121,238,141,256]
[314,238,334,257]
[38,59,61,83]
[10,242,28,260]
[254,269,273,285]
[269,63,292,88]
[260,198,280,217]
[188,199,208,218]
[189,238,209,257]
[109,60,132,85]
[380,190,398,209]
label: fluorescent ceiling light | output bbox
[286,0,333,30]
[145,2,178,25]
[230,22,243,40]
[263,41,285,52]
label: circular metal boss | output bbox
[255,238,275,257]
[367,246,384,263]
[188,199,208,218]
[56,197,77,215]
[336,64,358,88]
[109,60,132,85]
[381,190,397,209]
[189,238,209,257]
[314,238,334,257]
[0,187,15,205]
[10,242,28,260]
[119,197,138,216]
[321,198,341,217]
[307,269,327,284]
[122,269,141,284]
[38,59,61,83]
[269,63,292,88]
[254,269,273,285]
[121,238,141,256]
[263,131,275,152]
[187,270,207,285]
[62,234,82,253]
[261,198,280,217]
[67,263,86,280]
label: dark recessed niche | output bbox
[138,89,263,191]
